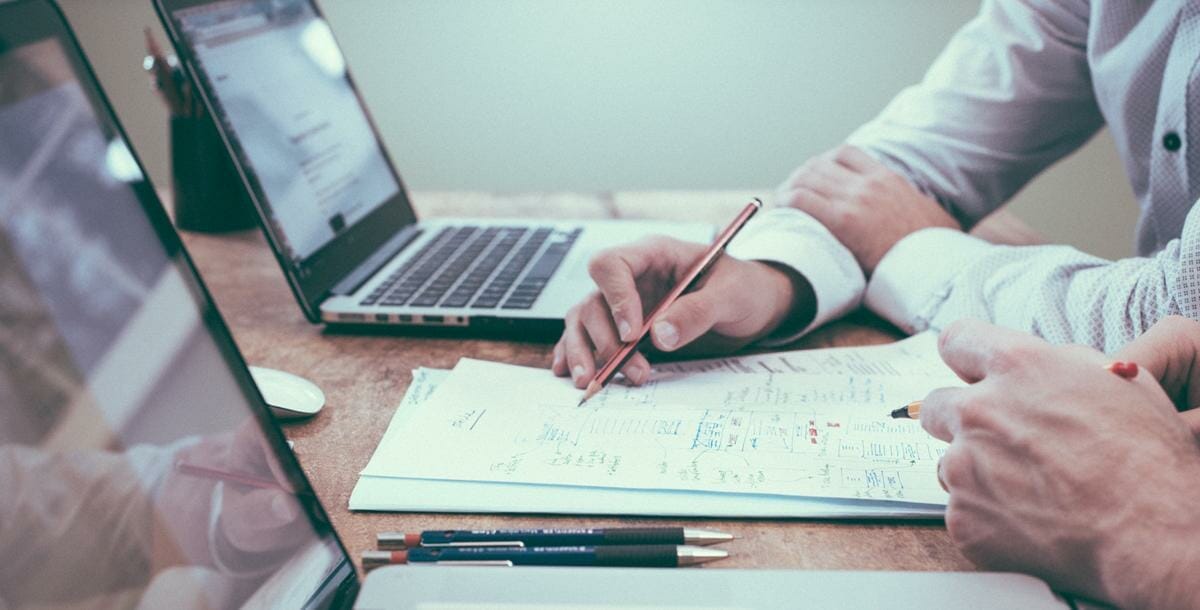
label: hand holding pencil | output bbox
[896,318,1200,608]
[554,199,811,394]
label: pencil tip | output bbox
[577,382,600,406]
[888,406,908,419]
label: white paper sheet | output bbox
[351,368,942,517]
[348,474,944,518]
[357,335,961,510]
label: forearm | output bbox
[1097,517,1200,609]
[847,0,1102,227]
[865,226,1196,352]
[726,206,864,344]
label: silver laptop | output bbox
[0,2,356,606]
[153,0,713,333]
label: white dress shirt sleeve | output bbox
[846,0,1104,227]
[726,206,865,344]
[866,204,1200,353]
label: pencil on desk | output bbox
[362,545,728,570]
[578,198,763,406]
[378,527,734,549]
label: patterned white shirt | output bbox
[730,0,1200,352]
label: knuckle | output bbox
[586,251,621,279]
[864,176,889,199]
[783,188,817,211]
[986,344,1040,375]
[642,235,677,252]
[830,204,858,228]
[939,448,970,489]
[582,302,615,332]
[957,397,994,431]
[943,503,968,542]
[940,319,974,350]
[843,182,866,204]
[564,304,583,325]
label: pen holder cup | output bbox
[169,110,258,233]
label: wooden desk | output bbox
[179,191,1040,573]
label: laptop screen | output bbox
[173,0,399,263]
[161,0,418,318]
[0,1,354,607]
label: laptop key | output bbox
[441,295,472,308]
[501,299,535,310]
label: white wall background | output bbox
[61,0,1138,258]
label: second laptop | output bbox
[154,0,714,333]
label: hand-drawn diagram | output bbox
[366,337,960,505]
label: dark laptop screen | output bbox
[0,1,351,607]
[172,0,400,265]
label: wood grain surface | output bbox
[177,191,1036,574]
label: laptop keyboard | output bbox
[359,225,582,310]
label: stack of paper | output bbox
[350,333,962,518]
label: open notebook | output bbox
[352,333,960,517]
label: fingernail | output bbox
[571,365,586,381]
[653,320,678,349]
[617,319,633,342]
[271,492,295,522]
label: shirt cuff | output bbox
[726,207,865,344]
[865,227,994,334]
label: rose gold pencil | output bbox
[578,199,762,406]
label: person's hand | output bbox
[551,236,812,387]
[777,145,959,274]
[1112,315,1200,435]
[164,422,308,569]
[921,319,1200,608]
[212,423,306,557]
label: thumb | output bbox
[650,292,721,352]
[1113,316,1200,409]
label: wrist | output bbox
[1096,484,1200,609]
[1104,533,1200,609]
[754,261,815,341]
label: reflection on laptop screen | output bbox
[175,0,400,264]
[0,24,346,610]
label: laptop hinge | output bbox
[330,225,423,296]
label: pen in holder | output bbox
[145,28,257,233]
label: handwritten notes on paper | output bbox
[362,334,961,506]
